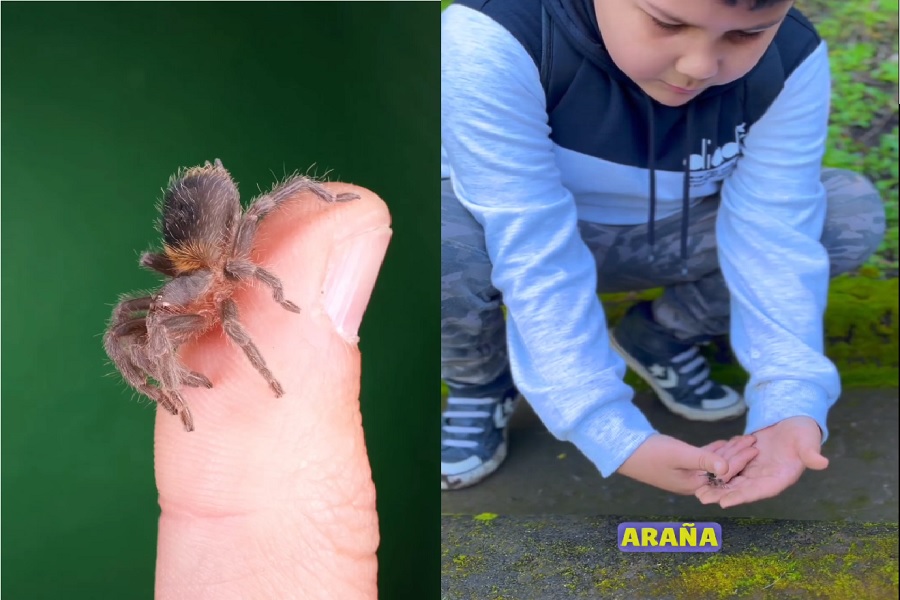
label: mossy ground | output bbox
[441,517,899,600]
[657,536,899,599]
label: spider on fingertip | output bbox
[103,159,358,431]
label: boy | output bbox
[440,0,885,502]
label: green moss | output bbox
[840,365,899,388]
[592,566,630,594]
[833,293,894,375]
[654,532,899,599]
[560,566,578,591]
[450,553,484,575]
[443,517,897,598]
[508,552,551,584]
[473,512,499,522]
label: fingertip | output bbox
[248,182,391,341]
[322,225,392,341]
[733,434,756,448]
[719,496,739,509]
[712,458,726,476]
[809,453,829,470]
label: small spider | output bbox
[705,472,729,489]
[103,159,357,431]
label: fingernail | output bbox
[323,227,391,341]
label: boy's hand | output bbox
[695,416,828,508]
[616,433,758,495]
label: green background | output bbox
[2,3,437,599]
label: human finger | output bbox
[710,435,758,481]
[154,182,391,600]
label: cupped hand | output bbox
[616,433,758,495]
[695,416,828,509]
[153,182,391,600]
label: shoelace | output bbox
[670,346,714,395]
[442,397,495,448]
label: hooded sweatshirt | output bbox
[441,0,840,477]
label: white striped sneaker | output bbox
[441,389,521,490]
[610,302,746,422]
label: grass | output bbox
[804,0,899,276]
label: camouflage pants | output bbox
[441,169,886,398]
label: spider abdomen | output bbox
[161,163,241,256]
[164,240,223,275]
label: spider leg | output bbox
[110,296,153,328]
[145,313,210,390]
[104,317,180,416]
[104,318,150,389]
[126,329,197,431]
[181,370,213,389]
[125,316,210,388]
[220,298,284,397]
[231,175,359,259]
[109,297,200,389]
[166,389,194,432]
[107,280,212,432]
[142,313,213,432]
[139,252,179,277]
[225,259,300,313]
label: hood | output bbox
[543,0,744,100]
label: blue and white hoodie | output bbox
[441,0,841,477]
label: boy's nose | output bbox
[674,50,719,84]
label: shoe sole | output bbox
[609,331,747,422]
[441,429,509,491]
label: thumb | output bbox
[798,444,830,471]
[692,450,727,478]
[660,435,726,476]
[154,182,390,600]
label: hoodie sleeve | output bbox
[718,41,841,442]
[441,5,658,477]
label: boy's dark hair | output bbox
[720,0,793,10]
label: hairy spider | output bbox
[103,159,357,431]
[705,472,730,489]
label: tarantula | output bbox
[705,472,729,489]
[103,159,357,431]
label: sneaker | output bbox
[609,302,746,422]
[441,389,521,490]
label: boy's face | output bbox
[594,0,794,106]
